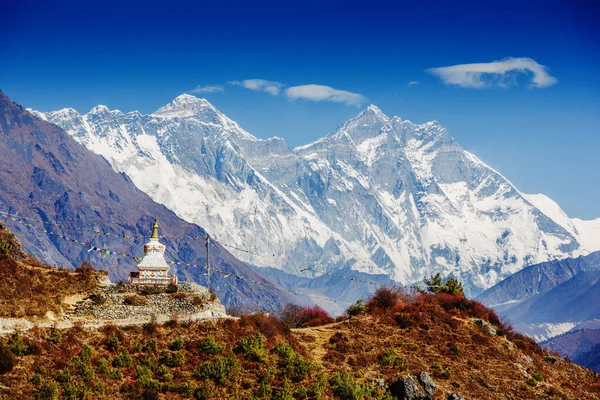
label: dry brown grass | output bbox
[0,254,103,318]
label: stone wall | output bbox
[68,281,227,322]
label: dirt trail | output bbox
[292,321,347,363]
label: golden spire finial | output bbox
[151,218,159,239]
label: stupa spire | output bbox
[151,218,159,239]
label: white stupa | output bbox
[129,219,177,286]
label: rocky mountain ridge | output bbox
[34,94,600,296]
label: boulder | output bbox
[389,375,429,400]
[474,318,497,336]
[417,371,436,396]
[446,391,466,400]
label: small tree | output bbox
[423,273,464,296]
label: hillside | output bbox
[1,285,599,399]
[0,220,103,319]
[0,90,300,312]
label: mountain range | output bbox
[0,90,300,312]
[32,94,600,296]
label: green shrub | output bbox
[80,345,95,362]
[526,377,538,387]
[139,353,159,370]
[130,340,143,353]
[378,348,404,369]
[194,381,216,400]
[273,343,317,382]
[164,380,195,397]
[144,338,158,352]
[48,330,63,344]
[55,369,72,383]
[157,364,170,377]
[30,373,42,385]
[347,299,367,316]
[193,355,241,385]
[170,338,185,351]
[33,382,59,400]
[61,381,92,400]
[8,330,28,356]
[198,336,223,355]
[108,369,123,380]
[531,372,544,382]
[76,361,95,382]
[97,358,110,374]
[106,333,121,352]
[329,371,377,400]
[113,351,133,368]
[234,333,268,363]
[0,341,15,375]
[159,350,186,367]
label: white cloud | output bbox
[408,81,419,86]
[189,84,224,94]
[228,79,284,95]
[426,57,558,89]
[285,84,366,106]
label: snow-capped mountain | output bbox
[32,94,600,295]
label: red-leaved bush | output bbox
[298,305,334,327]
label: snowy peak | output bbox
[331,104,392,145]
[152,94,216,118]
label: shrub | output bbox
[193,355,241,385]
[144,338,159,352]
[0,341,15,375]
[234,333,268,363]
[74,260,95,276]
[144,314,159,334]
[273,343,317,382]
[298,305,334,327]
[139,353,159,371]
[106,332,121,352]
[347,299,367,316]
[394,313,414,329]
[97,358,110,374]
[159,350,186,367]
[164,380,195,397]
[170,338,185,351]
[33,382,59,400]
[113,351,133,368]
[247,313,284,337]
[194,380,216,400]
[531,372,544,382]
[48,329,63,344]
[124,295,148,306]
[30,373,42,385]
[199,336,223,355]
[55,369,72,383]
[173,292,187,300]
[76,362,95,382]
[8,330,28,356]
[378,348,404,369]
[108,369,123,380]
[367,286,402,311]
[279,304,303,330]
[329,371,377,400]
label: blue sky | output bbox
[1,0,599,219]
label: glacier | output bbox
[31,94,600,295]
